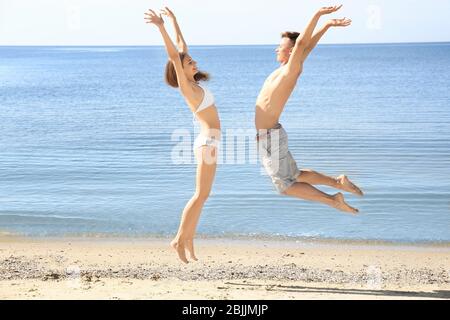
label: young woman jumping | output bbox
[145,7,221,263]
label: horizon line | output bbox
[1,41,450,47]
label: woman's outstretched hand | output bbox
[318,4,343,15]
[160,7,176,21]
[327,17,352,27]
[144,9,164,27]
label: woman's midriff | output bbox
[195,105,221,139]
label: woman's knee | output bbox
[193,189,211,202]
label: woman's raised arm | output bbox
[144,9,191,93]
[161,7,188,54]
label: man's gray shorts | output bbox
[257,123,301,194]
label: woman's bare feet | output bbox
[186,239,198,261]
[332,192,359,215]
[335,175,364,196]
[170,239,189,264]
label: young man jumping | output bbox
[255,5,364,214]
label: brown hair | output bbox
[164,52,210,88]
[281,31,300,46]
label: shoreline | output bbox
[1,232,449,249]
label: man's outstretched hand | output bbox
[327,17,352,27]
[318,4,343,15]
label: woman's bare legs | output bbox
[283,182,359,214]
[297,169,364,196]
[171,145,217,263]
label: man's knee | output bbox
[296,169,313,181]
[280,183,296,196]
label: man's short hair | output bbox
[281,31,300,46]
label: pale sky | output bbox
[0,0,449,45]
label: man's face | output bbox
[275,37,294,64]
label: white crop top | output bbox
[194,84,215,114]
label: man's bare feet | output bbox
[186,239,198,261]
[170,239,189,264]
[332,192,359,215]
[335,175,364,196]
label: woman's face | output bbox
[182,54,198,79]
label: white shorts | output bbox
[193,134,220,151]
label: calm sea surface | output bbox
[0,43,449,242]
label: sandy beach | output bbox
[0,235,449,300]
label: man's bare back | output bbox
[255,65,303,130]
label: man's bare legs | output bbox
[170,145,217,263]
[297,169,364,196]
[283,181,359,214]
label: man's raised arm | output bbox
[287,5,344,72]
[301,17,351,61]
